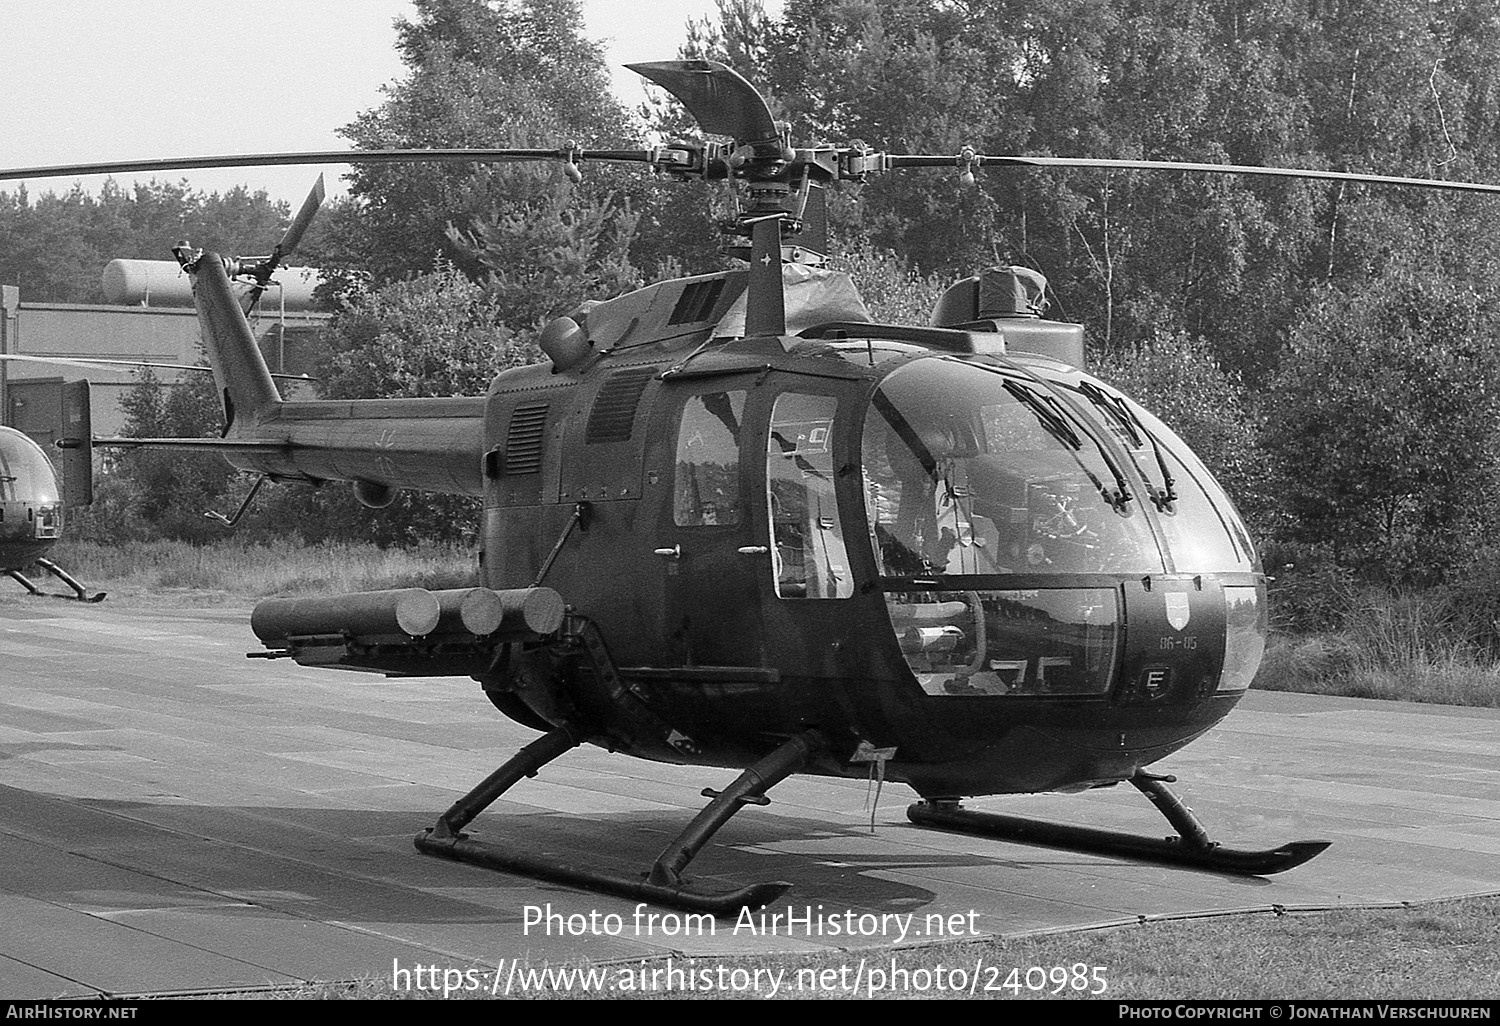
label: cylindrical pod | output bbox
[431,587,565,637]
[252,588,442,646]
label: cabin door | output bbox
[653,381,768,668]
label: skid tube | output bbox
[416,726,825,915]
[6,560,105,602]
[907,771,1331,876]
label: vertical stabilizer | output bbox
[180,249,281,432]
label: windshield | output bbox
[1033,361,1258,573]
[861,359,1165,576]
[0,430,59,504]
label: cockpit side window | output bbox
[767,393,852,599]
[673,391,746,527]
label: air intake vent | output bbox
[504,403,549,474]
[586,368,654,444]
[668,279,725,325]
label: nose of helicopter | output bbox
[0,427,64,567]
[881,573,1265,703]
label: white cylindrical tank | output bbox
[101,259,325,309]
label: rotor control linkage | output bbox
[416,727,826,915]
[907,771,1331,876]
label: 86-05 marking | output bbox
[1159,636,1199,651]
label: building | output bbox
[0,262,328,447]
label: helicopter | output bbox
[8,59,1500,914]
[0,391,103,602]
[0,305,322,598]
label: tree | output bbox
[265,265,532,547]
[332,0,643,288]
[0,180,292,303]
[693,0,1500,383]
[318,263,533,400]
[108,365,237,542]
[1262,263,1500,584]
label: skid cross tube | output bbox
[8,561,105,602]
[648,729,823,889]
[5,569,41,596]
[907,771,1330,876]
[36,559,106,602]
[428,726,584,841]
[415,727,825,914]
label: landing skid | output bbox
[908,772,1331,876]
[415,727,824,914]
[6,560,105,602]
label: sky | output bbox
[0,1,780,206]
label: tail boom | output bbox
[165,248,485,497]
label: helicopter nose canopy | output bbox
[0,428,60,505]
[863,358,1163,576]
[859,357,1263,699]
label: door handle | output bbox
[654,545,681,560]
[737,545,769,555]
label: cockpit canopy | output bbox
[0,429,59,505]
[861,357,1257,577]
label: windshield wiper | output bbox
[1003,379,1131,512]
[1076,382,1178,512]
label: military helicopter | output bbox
[0,395,103,602]
[0,269,322,598]
[8,59,1500,914]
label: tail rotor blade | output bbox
[279,173,326,260]
[246,174,325,312]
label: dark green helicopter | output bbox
[0,415,102,602]
[9,60,1500,914]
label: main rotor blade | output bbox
[0,148,656,183]
[11,143,1499,199]
[886,153,1500,195]
[0,353,315,383]
[629,60,779,143]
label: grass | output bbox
[1256,587,1500,708]
[36,537,479,605]
[199,896,1500,1000]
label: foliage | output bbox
[317,262,533,399]
[829,247,945,324]
[91,366,236,543]
[331,0,645,289]
[274,0,666,547]
[697,0,1500,379]
[0,180,291,303]
[1261,262,1500,585]
[458,190,643,331]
